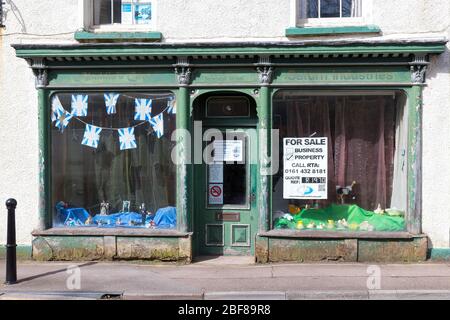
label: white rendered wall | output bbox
[0,0,449,249]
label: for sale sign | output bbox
[283,137,328,200]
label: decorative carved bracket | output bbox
[174,56,192,86]
[410,54,429,84]
[27,58,48,89]
[256,56,273,85]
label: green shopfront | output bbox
[13,40,446,263]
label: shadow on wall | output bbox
[2,0,27,32]
[426,46,450,81]
[423,45,450,258]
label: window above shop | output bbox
[299,0,362,20]
[81,0,156,31]
[287,0,379,36]
[77,0,161,41]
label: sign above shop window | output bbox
[283,137,328,200]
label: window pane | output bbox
[342,0,352,17]
[112,0,122,23]
[306,0,319,18]
[51,92,177,229]
[272,92,407,232]
[207,134,248,207]
[206,97,250,117]
[93,0,112,25]
[320,0,340,18]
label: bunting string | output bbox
[52,93,175,150]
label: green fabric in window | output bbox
[274,204,405,232]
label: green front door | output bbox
[195,127,258,256]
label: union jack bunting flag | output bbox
[81,124,102,149]
[51,95,65,122]
[104,93,120,115]
[149,113,164,138]
[55,111,73,133]
[167,97,176,114]
[71,94,88,117]
[134,98,152,121]
[118,127,137,150]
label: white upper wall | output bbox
[1,0,449,42]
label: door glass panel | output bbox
[206,132,248,208]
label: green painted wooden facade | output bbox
[13,40,446,262]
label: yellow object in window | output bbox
[296,221,304,230]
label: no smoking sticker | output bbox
[209,184,223,205]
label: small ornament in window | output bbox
[121,200,131,213]
[140,203,147,225]
[374,204,385,215]
[100,201,110,216]
[336,181,357,204]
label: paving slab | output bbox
[1,261,450,299]
[287,290,369,300]
[204,291,286,300]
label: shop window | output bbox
[50,92,176,229]
[272,91,407,232]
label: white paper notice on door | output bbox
[283,137,328,200]
[209,163,224,183]
[213,140,243,162]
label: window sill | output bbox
[32,227,189,238]
[74,30,162,43]
[285,25,381,37]
[259,229,422,240]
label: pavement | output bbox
[1,257,450,300]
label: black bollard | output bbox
[5,199,17,285]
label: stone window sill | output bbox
[74,30,162,43]
[32,227,190,238]
[285,25,381,37]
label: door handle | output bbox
[249,192,256,203]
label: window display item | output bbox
[85,216,93,225]
[55,202,90,227]
[385,208,405,217]
[326,220,335,229]
[121,201,131,213]
[274,204,405,232]
[359,221,375,232]
[152,207,177,229]
[100,201,110,216]
[336,181,357,204]
[140,203,147,225]
[296,221,304,230]
[374,204,385,215]
[307,222,316,229]
[289,204,301,215]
